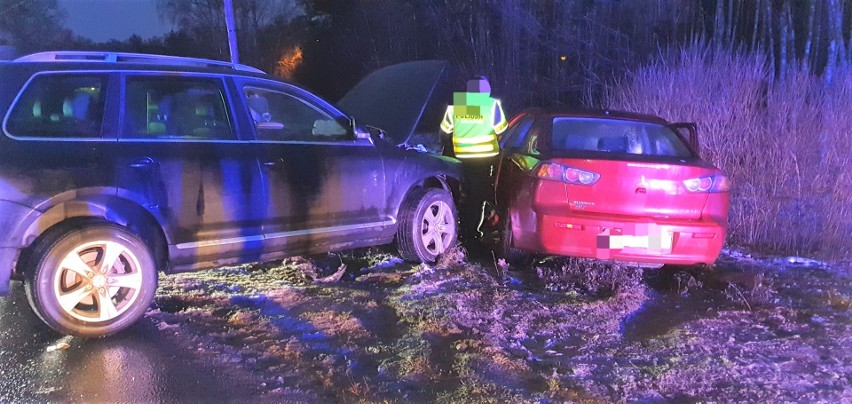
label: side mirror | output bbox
[342,117,371,141]
[671,122,699,151]
[354,125,371,141]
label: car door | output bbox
[236,79,386,253]
[495,114,538,207]
[114,73,268,268]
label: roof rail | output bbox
[14,51,265,74]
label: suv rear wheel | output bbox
[397,188,458,263]
[24,224,158,337]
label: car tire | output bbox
[24,223,158,337]
[497,210,530,266]
[397,188,458,264]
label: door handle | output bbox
[262,158,284,169]
[129,157,155,169]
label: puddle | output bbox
[521,334,585,361]
[504,268,545,292]
[621,266,739,342]
[620,290,727,342]
[351,296,403,343]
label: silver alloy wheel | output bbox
[420,200,455,255]
[52,240,144,322]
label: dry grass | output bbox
[301,309,371,340]
[535,257,644,297]
[603,43,852,261]
[724,272,776,310]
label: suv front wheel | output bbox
[397,188,458,263]
[24,223,158,337]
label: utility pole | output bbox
[224,0,239,64]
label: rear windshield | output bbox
[551,117,693,159]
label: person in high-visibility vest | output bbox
[440,76,507,159]
[440,76,507,245]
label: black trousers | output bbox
[459,157,496,243]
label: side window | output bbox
[244,87,348,142]
[6,74,107,138]
[500,116,534,150]
[123,76,234,140]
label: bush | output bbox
[602,44,852,260]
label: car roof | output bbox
[518,107,670,125]
[4,53,457,146]
[5,51,272,79]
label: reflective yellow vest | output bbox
[440,92,507,158]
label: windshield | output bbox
[551,117,694,159]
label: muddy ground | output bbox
[146,247,852,402]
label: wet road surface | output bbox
[0,281,262,402]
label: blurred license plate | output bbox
[606,227,672,252]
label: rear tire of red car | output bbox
[24,223,158,337]
[497,211,531,266]
[397,188,458,264]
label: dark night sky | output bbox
[59,0,172,41]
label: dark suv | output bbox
[0,52,462,337]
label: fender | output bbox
[386,151,463,220]
[387,173,461,222]
[16,191,172,249]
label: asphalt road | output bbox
[0,281,261,402]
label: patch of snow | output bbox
[372,257,404,269]
[781,256,826,268]
[45,338,72,352]
[505,276,524,287]
[156,321,180,331]
[722,247,753,259]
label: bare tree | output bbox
[286,0,852,105]
[824,0,843,84]
[803,0,817,70]
[714,0,725,51]
[156,0,300,62]
[764,0,775,79]
[0,0,69,53]
[779,0,790,82]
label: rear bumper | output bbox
[514,211,726,266]
[0,247,19,295]
[0,200,37,295]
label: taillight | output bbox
[683,174,731,193]
[534,162,600,185]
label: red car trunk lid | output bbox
[552,158,715,220]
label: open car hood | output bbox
[337,60,449,145]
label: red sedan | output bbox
[493,109,730,266]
